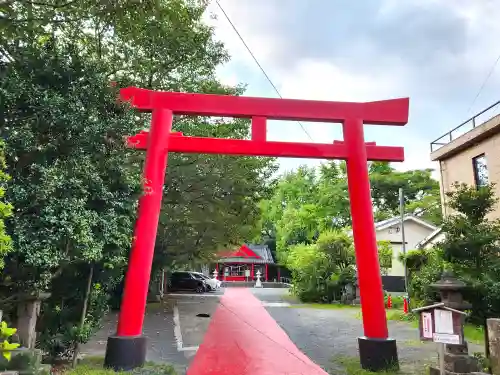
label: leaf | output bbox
[1,340,20,361]
[0,322,17,338]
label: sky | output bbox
[203,0,500,176]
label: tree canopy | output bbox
[256,160,441,263]
[406,183,500,322]
[0,0,277,360]
[0,141,13,270]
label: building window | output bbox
[472,154,489,187]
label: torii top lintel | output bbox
[120,87,409,125]
[122,87,409,162]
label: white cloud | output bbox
[278,59,405,102]
[206,0,500,176]
[205,1,280,69]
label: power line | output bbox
[214,0,314,142]
[465,51,500,115]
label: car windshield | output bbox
[192,273,208,280]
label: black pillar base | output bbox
[104,335,147,371]
[358,337,399,372]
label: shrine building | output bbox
[215,244,276,282]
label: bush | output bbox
[286,231,356,303]
[408,250,443,304]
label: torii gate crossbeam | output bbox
[104,87,409,373]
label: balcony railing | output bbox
[430,100,500,153]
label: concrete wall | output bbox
[376,220,435,277]
[435,130,500,220]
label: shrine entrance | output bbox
[104,86,409,372]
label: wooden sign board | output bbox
[416,306,464,345]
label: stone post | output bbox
[429,271,481,375]
[487,318,500,375]
[16,293,50,349]
[353,273,361,305]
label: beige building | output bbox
[430,101,500,219]
[348,215,437,277]
[373,215,437,277]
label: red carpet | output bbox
[187,288,328,375]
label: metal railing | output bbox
[430,100,500,153]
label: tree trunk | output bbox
[72,265,94,368]
[484,319,492,374]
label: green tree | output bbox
[257,161,442,265]
[258,163,351,261]
[154,112,277,272]
[404,248,443,305]
[0,141,13,270]
[0,42,143,359]
[377,240,393,275]
[315,161,351,229]
[1,0,277,360]
[440,183,500,322]
[257,166,319,262]
[408,183,500,320]
[369,162,442,224]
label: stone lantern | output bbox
[254,270,263,288]
[429,271,480,375]
[430,270,471,311]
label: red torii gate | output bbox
[104,86,409,372]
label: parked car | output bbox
[192,272,221,291]
[168,271,208,293]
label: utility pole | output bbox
[399,188,408,296]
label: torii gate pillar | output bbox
[104,87,409,372]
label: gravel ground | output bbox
[84,288,484,375]
[82,302,189,374]
[251,288,484,374]
[82,292,222,375]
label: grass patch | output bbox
[464,324,485,345]
[289,303,359,310]
[282,293,301,304]
[386,311,418,325]
[331,355,428,375]
[354,310,416,322]
[400,339,425,347]
[294,301,485,346]
[64,356,177,375]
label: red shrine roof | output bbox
[217,244,274,264]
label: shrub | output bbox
[286,231,356,303]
